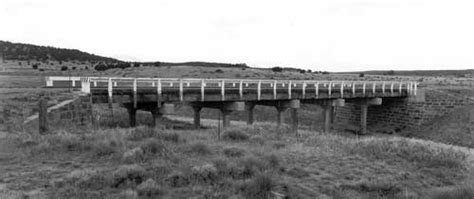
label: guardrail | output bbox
[46,76,419,102]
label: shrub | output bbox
[271,67,283,72]
[112,165,147,188]
[215,69,224,73]
[346,139,467,169]
[240,173,276,199]
[190,163,219,184]
[128,127,156,141]
[222,130,250,141]
[223,147,245,158]
[340,180,402,198]
[122,147,145,163]
[64,169,111,190]
[166,171,190,187]
[249,135,265,145]
[430,185,474,199]
[239,157,267,178]
[188,142,212,156]
[156,132,182,143]
[32,64,39,69]
[140,138,169,157]
[60,66,68,71]
[263,154,280,169]
[136,179,164,197]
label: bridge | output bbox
[45,76,420,134]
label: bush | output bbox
[271,67,283,72]
[140,138,169,157]
[156,132,182,143]
[32,64,39,69]
[128,127,156,141]
[136,179,164,197]
[188,142,212,156]
[346,139,467,169]
[60,66,68,71]
[112,165,147,188]
[239,157,267,178]
[166,171,189,187]
[222,130,250,141]
[240,173,276,199]
[215,69,224,73]
[430,185,474,199]
[64,169,111,190]
[263,154,280,169]
[122,147,145,163]
[223,147,245,158]
[190,163,219,184]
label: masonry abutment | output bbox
[150,108,163,128]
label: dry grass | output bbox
[0,124,471,198]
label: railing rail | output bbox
[46,76,419,102]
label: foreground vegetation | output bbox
[0,123,471,198]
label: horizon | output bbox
[1,0,473,72]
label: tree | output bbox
[271,67,283,72]
[359,73,365,77]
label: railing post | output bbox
[302,81,307,98]
[414,82,417,96]
[157,79,162,107]
[288,81,292,99]
[273,80,277,99]
[399,82,402,96]
[201,79,205,101]
[257,80,262,100]
[372,82,376,94]
[352,82,356,95]
[80,77,90,93]
[108,78,113,108]
[382,81,385,94]
[340,81,344,98]
[239,80,243,100]
[328,82,332,96]
[179,79,184,101]
[362,82,366,95]
[133,78,137,108]
[315,82,319,98]
[221,80,225,101]
[390,82,394,96]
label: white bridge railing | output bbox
[46,76,418,102]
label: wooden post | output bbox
[193,106,202,129]
[38,97,48,134]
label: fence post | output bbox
[38,96,48,134]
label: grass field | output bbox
[1,61,474,198]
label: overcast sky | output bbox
[1,0,473,72]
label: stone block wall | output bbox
[46,95,93,127]
[335,88,474,130]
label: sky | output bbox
[1,0,473,72]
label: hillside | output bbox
[342,69,474,77]
[0,40,121,63]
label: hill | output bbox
[0,40,121,63]
[342,69,474,77]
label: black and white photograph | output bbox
[0,0,473,198]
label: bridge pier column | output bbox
[126,106,137,128]
[291,108,298,134]
[150,108,163,128]
[358,98,382,135]
[221,109,232,129]
[192,106,202,129]
[276,107,288,126]
[322,99,345,133]
[246,103,256,125]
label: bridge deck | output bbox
[45,77,418,104]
